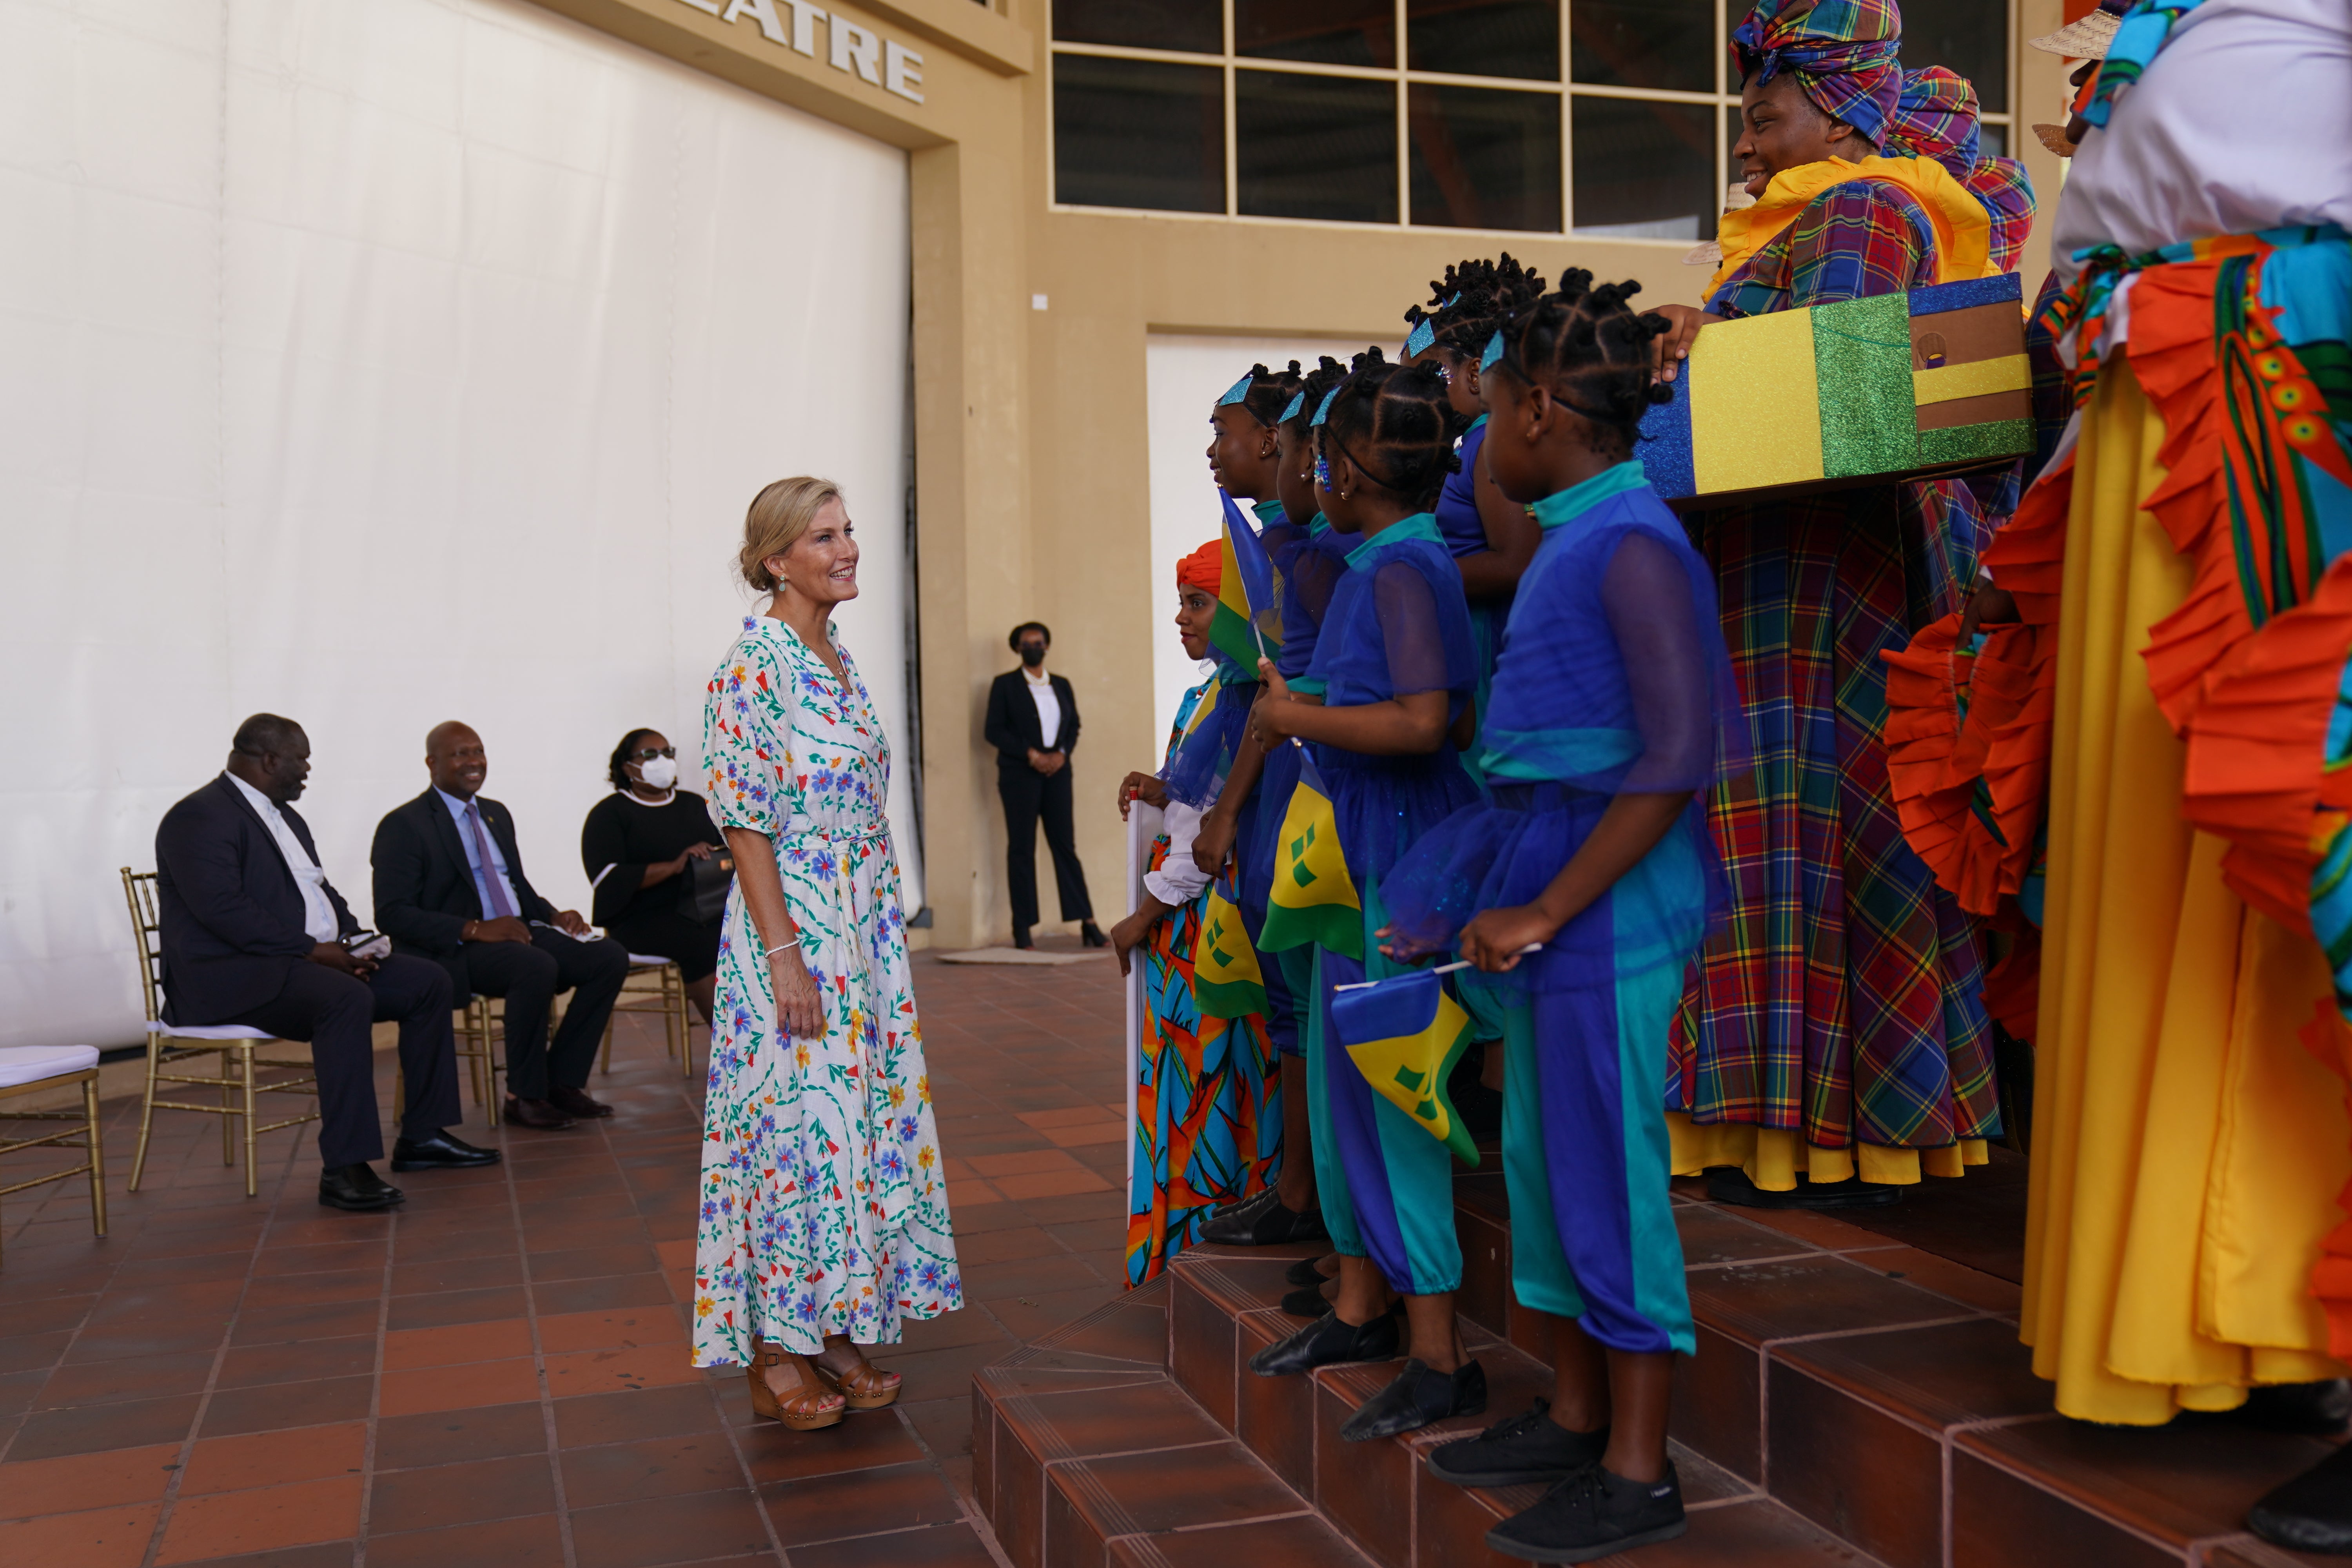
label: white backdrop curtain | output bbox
[0,0,915,1051]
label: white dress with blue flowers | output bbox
[692,614,961,1364]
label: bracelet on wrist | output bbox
[764,937,802,958]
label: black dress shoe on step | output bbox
[1281,1285,1334,1318]
[1249,1306,1400,1377]
[1427,1399,1609,1487]
[391,1131,502,1171]
[2249,1441,2352,1554]
[1286,1255,1336,1288]
[1203,1188,1328,1246]
[1488,1463,1687,1564]
[1342,1357,1487,1442]
[319,1163,405,1211]
[1706,1167,1902,1209]
[550,1084,615,1120]
[504,1096,577,1130]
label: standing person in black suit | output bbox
[370,721,630,1131]
[154,714,496,1213]
[984,622,1105,950]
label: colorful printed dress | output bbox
[1129,678,1280,1283]
[692,614,960,1365]
[1669,168,2002,1190]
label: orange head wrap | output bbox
[1177,540,1222,594]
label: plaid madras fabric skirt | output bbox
[1671,481,2002,1151]
[1126,837,1280,1285]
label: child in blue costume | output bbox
[1245,349,1487,1444]
[1195,355,1354,1250]
[1385,276,1737,1564]
[1400,255,1548,781]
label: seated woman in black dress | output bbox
[581,728,726,1024]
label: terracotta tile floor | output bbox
[0,946,1132,1568]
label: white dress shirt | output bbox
[1025,667,1062,751]
[227,773,340,944]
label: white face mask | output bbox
[635,755,678,791]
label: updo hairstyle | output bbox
[737,477,845,593]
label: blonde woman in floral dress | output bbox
[693,476,961,1430]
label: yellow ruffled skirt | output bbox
[2023,359,2351,1424]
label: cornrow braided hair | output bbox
[1403,254,1548,362]
[1234,360,1306,429]
[1285,354,1350,430]
[1488,270,1673,452]
[1319,346,1471,510]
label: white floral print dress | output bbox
[693,614,961,1365]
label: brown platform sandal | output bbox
[808,1346,902,1411]
[746,1342,845,1430]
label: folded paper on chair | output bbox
[1639,273,2033,511]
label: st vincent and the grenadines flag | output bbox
[1329,967,1479,1165]
[1191,885,1269,1020]
[1257,748,1361,958]
[1209,490,1284,671]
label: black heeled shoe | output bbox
[1341,1357,1486,1442]
[1012,926,1034,950]
[1248,1306,1401,1377]
[1080,921,1109,948]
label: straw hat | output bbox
[1684,181,1756,267]
[2029,0,2128,59]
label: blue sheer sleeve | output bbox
[1606,530,1724,795]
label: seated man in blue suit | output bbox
[371,721,630,1131]
[155,713,496,1213]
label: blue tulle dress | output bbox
[1432,416,1507,786]
[1296,512,1482,1296]
[1385,462,1739,1353]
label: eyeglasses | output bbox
[630,747,677,761]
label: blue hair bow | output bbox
[1217,372,1254,407]
[1278,390,1306,423]
[1479,331,1504,372]
[1310,387,1341,427]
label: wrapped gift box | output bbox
[1639,272,2033,510]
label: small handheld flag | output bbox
[1328,968,1479,1165]
[1256,749,1361,957]
[1208,490,1284,671]
[1191,886,1269,1019]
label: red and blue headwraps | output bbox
[1731,0,1906,148]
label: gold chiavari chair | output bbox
[599,955,695,1080]
[120,868,319,1196]
[0,1044,108,1264]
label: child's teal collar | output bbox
[1528,463,1646,531]
[1345,512,1443,567]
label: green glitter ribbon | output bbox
[1918,419,2034,466]
[1812,294,1917,480]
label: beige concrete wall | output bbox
[531,0,2072,952]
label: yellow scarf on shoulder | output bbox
[1705,154,1994,301]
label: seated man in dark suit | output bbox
[372,721,628,1130]
[155,713,497,1213]
[983,621,1104,950]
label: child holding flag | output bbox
[1382,276,1737,1563]
[1111,542,1281,1284]
[1243,349,1486,1443]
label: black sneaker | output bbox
[1285,1255,1335,1288]
[1203,1189,1329,1245]
[1248,1307,1401,1377]
[1341,1357,1486,1442]
[1427,1399,1609,1488]
[1281,1284,1336,1318]
[1488,1463,1687,1564]
[2248,1441,2352,1554]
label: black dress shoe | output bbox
[1281,1285,1334,1319]
[2249,1441,2352,1554]
[1706,1167,1902,1209]
[1080,921,1109,948]
[1488,1463,1687,1564]
[391,1131,502,1171]
[1342,1357,1487,1441]
[1249,1307,1401,1377]
[550,1084,615,1120]
[1012,927,1034,950]
[1427,1399,1608,1487]
[2181,1378,2350,1435]
[319,1163,405,1211]
[1286,1255,1336,1288]
[1203,1189,1328,1246]
[504,1096,577,1130]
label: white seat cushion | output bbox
[626,954,673,968]
[158,1024,276,1042]
[0,1044,101,1088]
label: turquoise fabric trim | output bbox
[1616,959,1696,1355]
[1501,1004,1586,1319]
[1305,945,1365,1258]
[1527,463,1646,532]
[1307,512,1332,538]
[1479,726,1641,781]
[1467,413,1488,432]
[1252,497,1287,526]
[1344,512,1444,568]
[1349,877,1462,1293]
[1288,677,1328,697]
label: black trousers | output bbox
[457,929,630,1098]
[997,760,1093,929]
[223,953,460,1169]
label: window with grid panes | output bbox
[1048,1,2015,232]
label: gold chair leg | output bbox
[221,1052,236,1167]
[84,1078,109,1238]
[673,968,692,1082]
[240,1045,260,1198]
[129,1032,162,1192]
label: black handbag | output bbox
[682,847,735,924]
